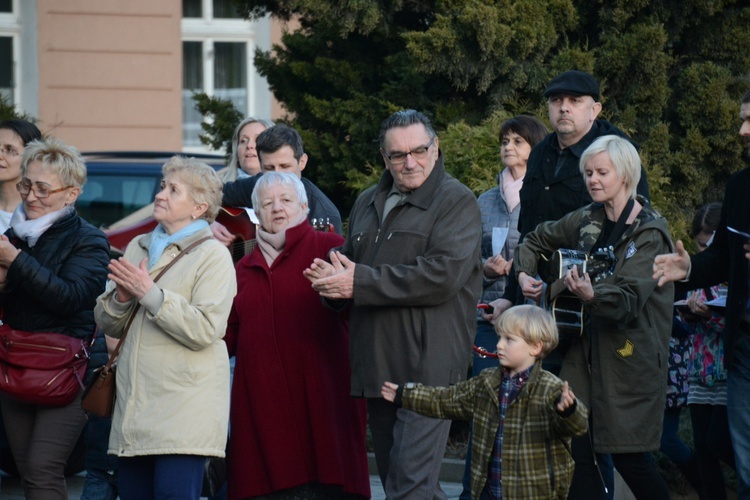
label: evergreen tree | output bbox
[204,0,750,241]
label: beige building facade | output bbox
[2,0,281,152]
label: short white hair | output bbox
[251,172,309,214]
[579,135,641,199]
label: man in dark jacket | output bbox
[212,124,342,244]
[654,89,750,498]
[494,70,651,319]
[304,109,482,500]
[487,70,651,500]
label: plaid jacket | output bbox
[401,362,588,500]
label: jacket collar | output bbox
[484,361,542,406]
[240,219,314,270]
[577,195,665,252]
[547,120,619,158]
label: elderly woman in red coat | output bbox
[224,171,369,499]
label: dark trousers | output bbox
[0,392,87,500]
[118,454,206,500]
[690,403,735,499]
[368,397,451,500]
[567,433,614,500]
[660,407,692,466]
[611,452,670,500]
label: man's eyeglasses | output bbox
[0,146,20,157]
[384,137,435,166]
[16,179,74,199]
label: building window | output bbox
[212,0,242,19]
[182,0,201,18]
[0,36,12,105]
[182,0,259,150]
[0,0,18,106]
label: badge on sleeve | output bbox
[625,242,637,259]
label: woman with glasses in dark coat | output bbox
[0,136,109,499]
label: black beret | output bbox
[544,70,600,101]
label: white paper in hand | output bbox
[492,227,509,256]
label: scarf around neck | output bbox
[255,212,307,267]
[148,219,208,269]
[9,204,75,248]
[501,168,523,212]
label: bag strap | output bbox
[102,236,212,371]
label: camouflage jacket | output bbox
[401,362,588,500]
[514,198,674,452]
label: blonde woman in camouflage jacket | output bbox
[514,135,674,499]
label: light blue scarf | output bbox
[148,219,208,269]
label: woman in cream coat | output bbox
[95,157,236,500]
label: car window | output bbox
[78,174,160,229]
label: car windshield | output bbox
[77,174,160,229]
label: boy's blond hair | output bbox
[494,305,559,358]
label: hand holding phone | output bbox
[477,303,494,315]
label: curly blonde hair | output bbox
[162,156,223,222]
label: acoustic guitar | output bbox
[542,248,617,338]
[215,207,256,263]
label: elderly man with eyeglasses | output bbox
[305,109,482,499]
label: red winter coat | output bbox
[224,221,369,499]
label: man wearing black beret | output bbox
[517,70,649,245]
[486,70,651,500]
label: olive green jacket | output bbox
[515,199,674,452]
[401,362,588,499]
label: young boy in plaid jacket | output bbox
[382,305,588,499]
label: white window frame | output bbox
[181,0,265,153]
[0,0,21,108]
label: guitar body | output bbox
[216,207,256,263]
[543,248,616,339]
[550,293,584,338]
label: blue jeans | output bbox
[81,467,119,500]
[81,415,119,500]
[118,455,206,500]
[460,321,498,499]
[728,334,750,498]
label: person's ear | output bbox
[529,341,544,358]
[590,101,603,120]
[297,153,308,172]
[65,187,82,206]
[193,202,209,220]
